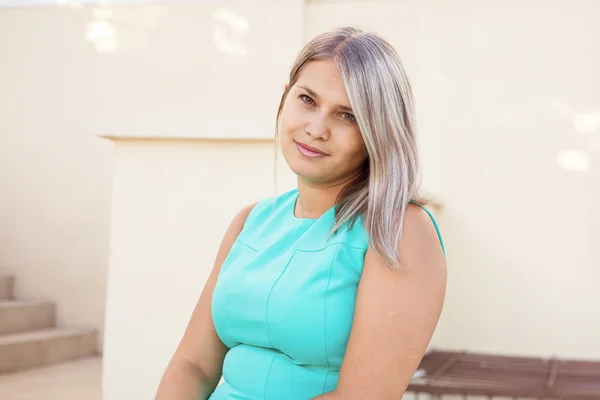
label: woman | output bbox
[156,26,447,400]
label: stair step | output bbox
[0,275,14,300]
[0,327,97,374]
[0,300,55,334]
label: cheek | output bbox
[279,101,303,136]
[339,131,366,162]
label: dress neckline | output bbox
[290,189,336,222]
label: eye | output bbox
[341,112,356,124]
[300,94,316,106]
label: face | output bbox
[278,59,368,186]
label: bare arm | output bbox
[313,204,447,400]
[155,203,256,400]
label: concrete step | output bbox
[0,328,97,374]
[0,300,55,335]
[0,275,14,300]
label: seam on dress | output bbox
[298,241,367,252]
[322,246,339,393]
[234,238,259,252]
[264,250,296,347]
[298,244,363,281]
[263,353,277,400]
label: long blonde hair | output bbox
[276,27,424,269]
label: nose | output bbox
[304,114,330,140]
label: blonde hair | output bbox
[276,27,425,269]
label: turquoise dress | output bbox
[210,189,444,400]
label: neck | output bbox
[295,177,353,219]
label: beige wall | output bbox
[1,0,600,399]
[104,1,600,399]
[0,7,116,348]
[0,0,303,351]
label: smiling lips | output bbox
[295,142,328,158]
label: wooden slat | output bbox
[547,358,559,389]
[429,350,467,380]
[407,350,600,400]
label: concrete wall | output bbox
[0,5,116,349]
[0,0,304,351]
[1,1,599,399]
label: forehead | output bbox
[295,60,350,104]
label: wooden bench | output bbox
[407,350,600,399]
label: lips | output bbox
[295,141,328,157]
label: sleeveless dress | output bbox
[210,188,444,400]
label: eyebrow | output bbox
[298,85,354,114]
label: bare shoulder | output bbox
[400,203,445,267]
[365,202,446,274]
[404,202,439,235]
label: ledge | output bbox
[0,0,246,7]
[97,133,275,143]
[97,133,443,212]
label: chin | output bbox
[282,142,335,183]
[288,162,317,180]
[286,161,328,184]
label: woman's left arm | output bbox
[313,204,448,400]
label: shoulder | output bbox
[244,188,298,220]
[365,203,446,273]
[223,202,259,244]
[333,208,447,399]
[230,188,298,232]
[230,202,258,229]
[403,203,443,252]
